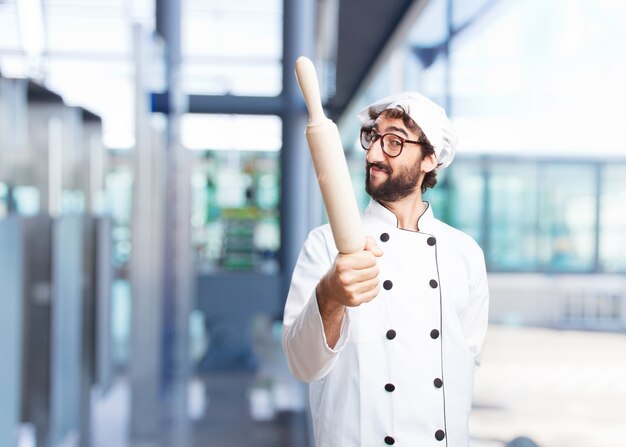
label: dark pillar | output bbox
[280,0,317,301]
[157,1,193,446]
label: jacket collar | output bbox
[364,199,436,233]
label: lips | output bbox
[367,162,391,175]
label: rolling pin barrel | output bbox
[295,56,365,254]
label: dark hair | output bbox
[369,105,438,193]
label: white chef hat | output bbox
[357,91,458,169]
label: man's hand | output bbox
[316,236,383,347]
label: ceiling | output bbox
[1,0,420,144]
[326,0,418,118]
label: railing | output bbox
[488,273,626,331]
[557,289,626,331]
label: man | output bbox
[282,91,489,446]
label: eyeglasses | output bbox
[360,128,421,158]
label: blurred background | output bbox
[1,0,625,446]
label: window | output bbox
[537,164,597,272]
[438,159,485,245]
[182,0,282,96]
[599,164,626,272]
[487,161,539,271]
[184,114,281,272]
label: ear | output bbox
[420,153,438,173]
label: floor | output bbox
[469,325,626,447]
[91,371,309,447]
[89,325,626,447]
[193,371,309,447]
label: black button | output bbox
[386,329,396,340]
[380,232,390,242]
[430,329,440,339]
[383,280,393,290]
[435,430,445,441]
[429,279,438,288]
[434,378,443,388]
[427,236,436,246]
[384,436,395,445]
[384,383,395,392]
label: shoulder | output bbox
[307,222,333,245]
[303,223,337,258]
[432,219,484,259]
[431,220,487,286]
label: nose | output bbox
[366,138,385,163]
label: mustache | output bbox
[367,161,391,173]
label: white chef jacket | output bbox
[282,200,489,447]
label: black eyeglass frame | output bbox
[359,128,423,158]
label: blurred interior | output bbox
[1,0,626,446]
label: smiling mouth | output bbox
[368,163,390,175]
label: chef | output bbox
[282,91,489,446]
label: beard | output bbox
[365,158,423,202]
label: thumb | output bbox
[364,235,383,257]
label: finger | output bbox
[353,264,380,282]
[336,251,378,271]
[336,261,379,286]
[342,276,380,305]
[364,235,383,257]
[350,276,380,295]
[354,284,380,304]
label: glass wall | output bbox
[105,155,134,271]
[348,152,626,273]
[486,160,538,271]
[600,164,626,272]
[182,0,282,96]
[434,159,485,245]
[183,113,282,273]
[190,150,280,272]
[0,182,6,217]
[537,163,597,272]
[103,152,134,368]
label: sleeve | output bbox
[281,227,351,382]
[461,244,490,368]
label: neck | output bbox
[378,190,425,231]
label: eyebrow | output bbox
[376,125,409,138]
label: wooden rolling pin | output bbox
[294,56,365,254]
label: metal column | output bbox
[158,0,194,444]
[280,0,317,300]
[130,24,165,441]
[0,217,24,447]
[281,1,318,445]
